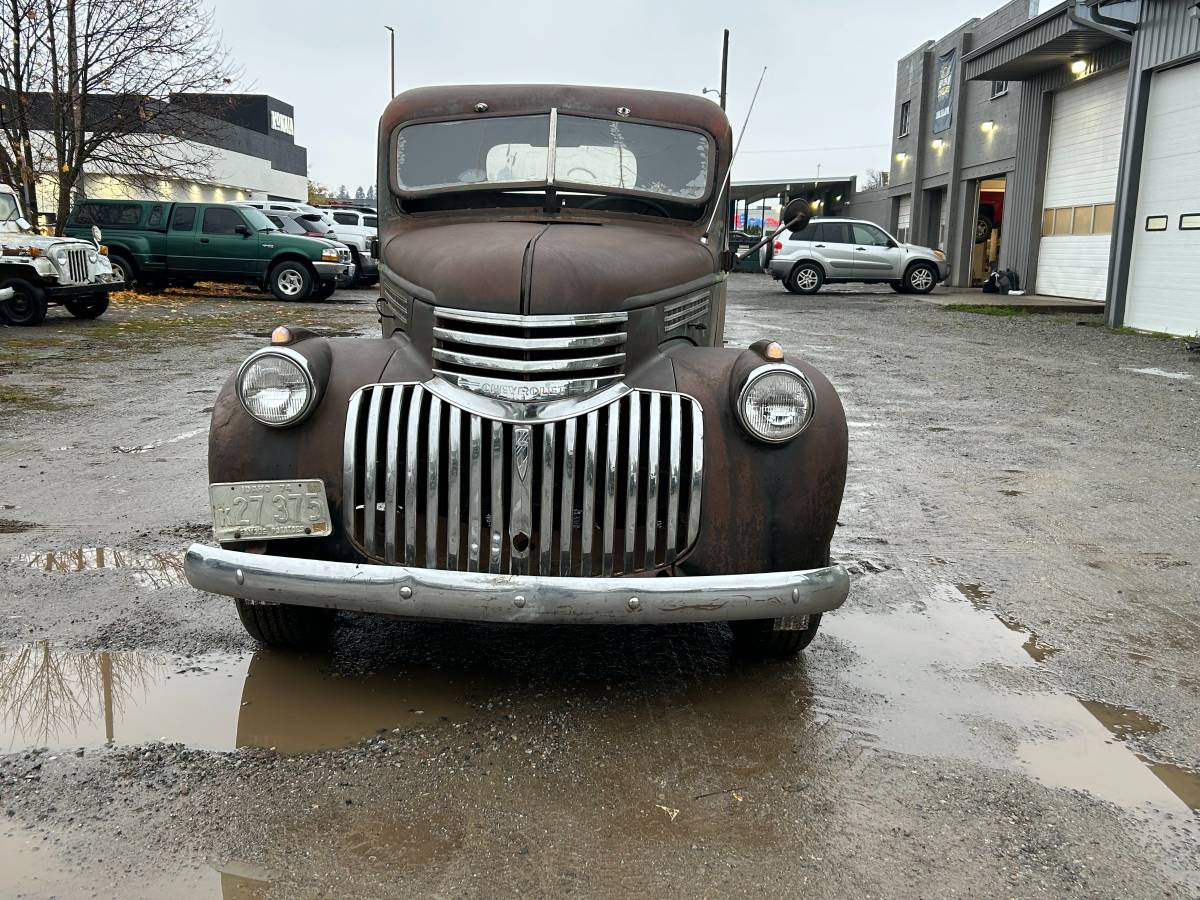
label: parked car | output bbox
[238,200,377,286]
[0,184,122,326]
[64,200,352,302]
[317,207,378,229]
[263,213,357,287]
[763,217,949,295]
[183,84,851,660]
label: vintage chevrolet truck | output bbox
[0,184,123,325]
[183,84,850,659]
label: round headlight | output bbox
[236,349,315,427]
[737,364,815,443]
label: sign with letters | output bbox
[269,110,295,136]
[933,50,956,135]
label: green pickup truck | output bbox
[64,200,354,301]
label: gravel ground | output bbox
[1,277,1198,899]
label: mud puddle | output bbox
[0,642,468,754]
[0,826,271,899]
[824,583,1200,817]
[14,546,187,590]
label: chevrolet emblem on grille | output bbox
[513,426,532,480]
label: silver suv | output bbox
[763,217,949,295]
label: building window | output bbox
[1041,202,1116,237]
[990,80,1009,99]
[898,101,910,137]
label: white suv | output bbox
[236,200,377,286]
[763,217,949,295]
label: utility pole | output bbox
[384,26,395,97]
[719,29,729,110]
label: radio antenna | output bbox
[707,65,767,239]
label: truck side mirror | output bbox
[235,224,251,237]
[781,198,812,234]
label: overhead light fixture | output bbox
[981,120,996,133]
[895,151,908,162]
[931,138,946,151]
[1070,56,1088,74]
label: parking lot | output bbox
[1,276,1198,898]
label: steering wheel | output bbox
[579,194,671,217]
[566,166,597,181]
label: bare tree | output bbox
[0,0,237,231]
[862,168,889,191]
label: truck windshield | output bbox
[0,192,19,223]
[241,206,278,232]
[395,113,712,202]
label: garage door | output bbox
[1036,70,1127,301]
[897,196,911,243]
[1123,61,1200,335]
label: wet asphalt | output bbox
[1,277,1199,898]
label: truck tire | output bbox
[235,599,335,650]
[311,281,337,301]
[0,278,48,326]
[108,254,135,288]
[729,615,823,660]
[269,261,313,301]
[64,295,110,319]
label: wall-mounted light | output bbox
[1070,56,1088,74]
[895,151,909,163]
[931,138,947,151]
[980,120,997,134]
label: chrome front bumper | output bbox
[184,544,850,625]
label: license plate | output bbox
[209,479,331,542]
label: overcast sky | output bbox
[209,0,1006,192]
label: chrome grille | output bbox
[432,309,627,401]
[662,290,710,333]
[344,384,703,576]
[64,248,89,284]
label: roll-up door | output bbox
[1036,70,1127,301]
[1123,61,1200,335]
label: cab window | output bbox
[146,205,165,228]
[171,206,197,231]
[202,207,246,234]
[333,212,357,226]
[364,215,377,228]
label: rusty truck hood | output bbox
[381,220,715,315]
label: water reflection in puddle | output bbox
[15,546,187,590]
[826,583,1199,816]
[0,642,467,754]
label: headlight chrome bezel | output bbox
[736,363,816,444]
[236,346,317,428]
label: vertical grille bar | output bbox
[601,401,620,576]
[624,392,641,573]
[559,418,576,576]
[467,416,483,572]
[362,387,385,559]
[446,406,462,569]
[686,404,704,550]
[403,386,423,565]
[383,386,403,564]
[346,385,704,577]
[665,394,682,565]
[538,423,555,575]
[644,393,661,570]
[342,390,364,539]
[425,396,442,567]
[488,420,504,574]
[580,411,599,575]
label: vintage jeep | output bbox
[184,85,850,659]
[0,184,123,325]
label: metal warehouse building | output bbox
[858,0,1200,335]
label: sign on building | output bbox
[270,110,295,136]
[933,50,956,134]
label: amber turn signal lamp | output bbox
[270,326,293,345]
[765,341,785,361]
